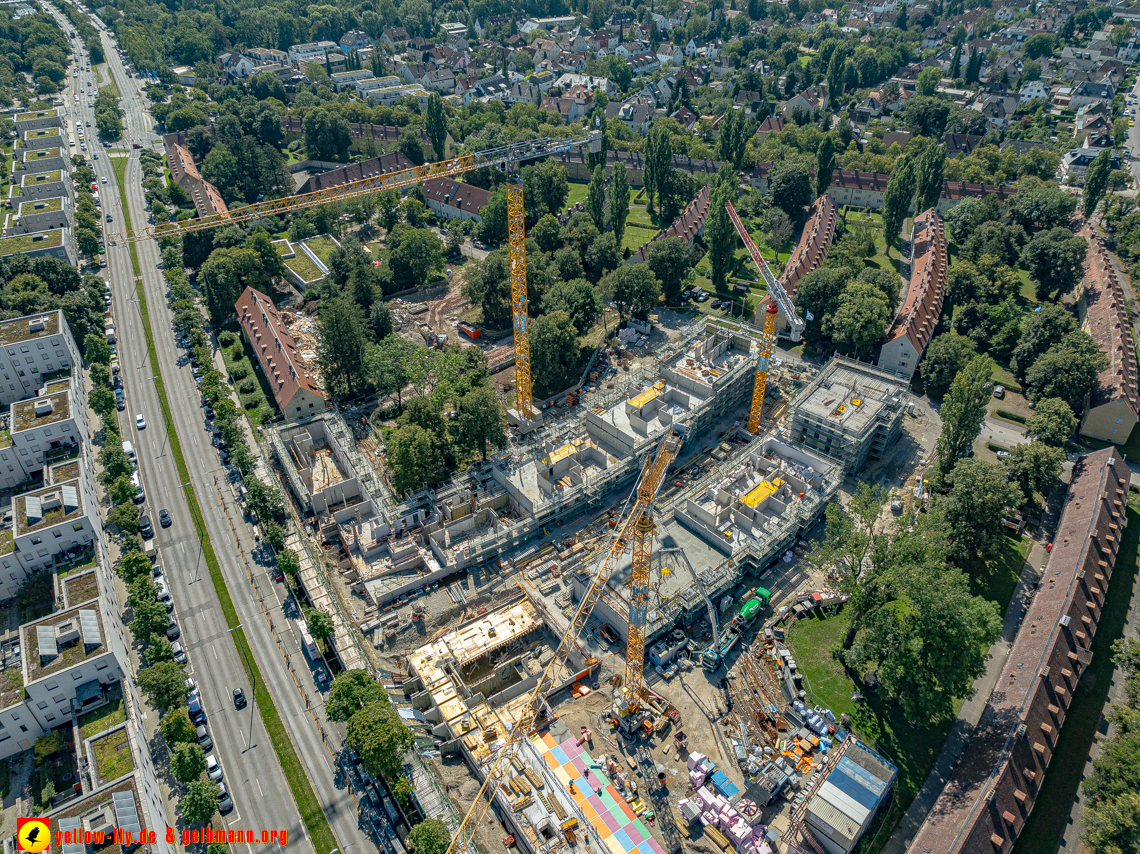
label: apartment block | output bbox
[878,209,947,379]
[287,40,338,64]
[0,311,81,406]
[14,109,62,133]
[20,171,70,201]
[21,127,64,151]
[9,197,69,236]
[0,374,90,488]
[22,147,68,175]
[789,357,907,471]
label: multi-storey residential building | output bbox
[0,312,81,406]
[20,171,69,201]
[21,127,63,151]
[12,471,100,573]
[287,40,338,65]
[22,147,68,175]
[9,197,69,236]
[878,209,947,378]
[0,228,75,265]
[0,374,89,484]
[14,109,62,133]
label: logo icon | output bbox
[17,818,50,853]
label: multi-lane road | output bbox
[42,5,380,852]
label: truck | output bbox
[298,620,320,659]
[144,539,157,560]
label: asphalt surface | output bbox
[40,5,381,852]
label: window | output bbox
[72,672,83,680]
[1116,418,1124,425]
[1112,427,1119,434]
[30,537,41,545]
[45,715,55,722]
[51,694,64,704]
[53,530,61,538]
[36,702,47,710]
[72,522,83,531]
[96,662,108,671]
[47,682,57,690]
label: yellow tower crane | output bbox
[725,200,804,433]
[113,133,601,423]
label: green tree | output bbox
[938,458,1024,568]
[108,503,140,534]
[1025,397,1078,448]
[110,474,136,506]
[881,156,915,258]
[522,161,569,224]
[425,93,447,159]
[822,282,891,357]
[766,161,812,220]
[1083,148,1112,219]
[390,228,445,291]
[935,354,994,481]
[131,599,169,645]
[643,124,673,213]
[85,332,111,364]
[646,236,694,304]
[1021,227,1089,300]
[609,161,630,246]
[531,215,563,254]
[1007,186,1078,232]
[398,126,425,165]
[462,251,511,329]
[452,386,506,460]
[919,332,975,399]
[408,820,451,854]
[608,265,662,320]
[245,480,283,523]
[171,743,206,783]
[387,424,445,494]
[915,143,946,212]
[585,233,621,280]
[1010,303,1077,381]
[160,709,197,745]
[586,165,606,233]
[916,65,941,97]
[138,662,191,711]
[706,177,738,291]
[180,781,217,826]
[1003,441,1064,503]
[529,310,581,396]
[347,702,415,781]
[317,297,368,398]
[276,549,300,579]
[1024,331,1108,412]
[147,636,175,665]
[328,670,388,722]
[304,608,334,642]
[816,134,836,199]
[365,336,425,411]
[302,106,352,161]
[541,279,600,334]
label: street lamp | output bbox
[227,623,256,751]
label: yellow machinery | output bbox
[724,201,800,434]
[621,424,686,716]
[434,423,687,854]
[114,133,601,421]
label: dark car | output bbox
[159,509,171,528]
[139,515,153,538]
[166,614,180,640]
[133,486,145,504]
[233,688,246,709]
[116,398,126,411]
[188,695,206,725]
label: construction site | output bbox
[225,135,906,854]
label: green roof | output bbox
[0,310,61,345]
[0,230,63,256]
[15,109,58,121]
[22,171,63,185]
[24,148,62,160]
[18,197,63,215]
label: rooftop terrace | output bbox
[0,311,61,346]
[14,477,85,536]
[22,603,105,681]
[0,228,63,256]
[13,390,70,430]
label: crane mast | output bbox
[725,201,805,342]
[620,425,686,717]
[110,132,601,426]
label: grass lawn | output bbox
[1014,503,1140,852]
[787,612,955,852]
[92,728,133,782]
[79,699,125,738]
[284,251,323,284]
[971,534,1032,616]
[1082,425,1140,459]
[218,326,276,424]
[622,222,657,253]
[564,180,589,211]
[95,63,121,101]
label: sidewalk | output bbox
[881,540,1049,854]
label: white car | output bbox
[101,176,107,183]
[135,414,146,429]
[171,642,186,664]
[206,755,223,782]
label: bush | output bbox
[231,366,248,381]
[41,782,55,805]
[996,408,1028,424]
[229,344,244,361]
[239,379,256,394]
[218,331,235,346]
[244,396,263,410]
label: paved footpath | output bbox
[882,540,1048,854]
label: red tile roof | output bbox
[1078,224,1139,417]
[166,142,229,218]
[422,177,493,216]
[628,183,711,263]
[780,193,836,298]
[297,151,414,195]
[886,208,946,355]
[235,287,324,412]
[907,447,1129,854]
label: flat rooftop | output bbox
[0,228,63,257]
[22,602,105,681]
[0,311,61,346]
[795,363,905,434]
[24,147,63,160]
[18,197,64,215]
[15,109,58,121]
[12,389,70,431]
[14,477,85,536]
[23,128,61,140]
[21,171,64,186]
[47,777,147,854]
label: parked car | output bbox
[171,642,186,664]
[217,783,233,814]
[139,515,153,538]
[152,563,164,579]
[166,614,180,640]
[195,724,212,750]
[188,695,206,725]
[206,754,222,782]
[992,385,1005,399]
[154,578,172,610]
